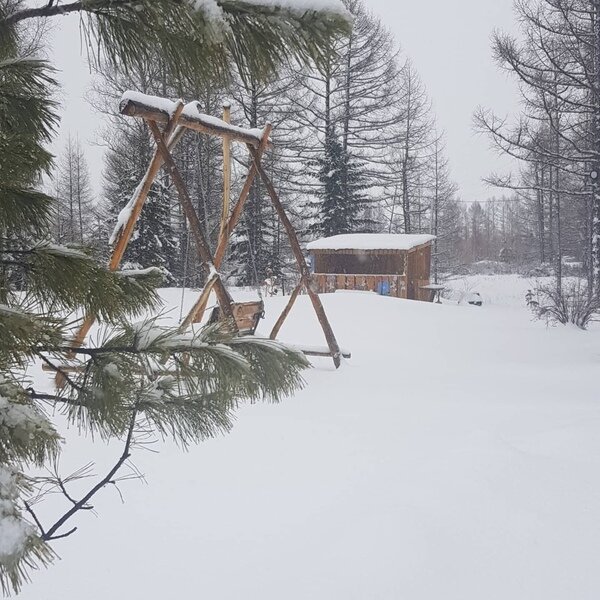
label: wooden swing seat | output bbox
[208,299,265,336]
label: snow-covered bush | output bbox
[526,280,600,329]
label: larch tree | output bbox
[225,67,308,287]
[475,0,600,293]
[386,60,435,235]
[0,0,350,592]
[54,134,94,245]
[295,0,404,237]
[428,135,460,282]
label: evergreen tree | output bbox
[0,0,350,592]
[309,130,370,237]
[2,0,350,88]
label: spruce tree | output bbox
[309,130,371,237]
[104,126,179,281]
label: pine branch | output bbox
[40,408,138,542]
[2,1,105,26]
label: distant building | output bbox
[307,233,436,301]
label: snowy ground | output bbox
[20,275,600,600]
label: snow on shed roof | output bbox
[307,234,436,252]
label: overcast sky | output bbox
[48,0,520,203]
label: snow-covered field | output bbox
[20,275,600,600]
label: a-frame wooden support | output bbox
[68,92,344,369]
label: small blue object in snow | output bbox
[377,280,391,296]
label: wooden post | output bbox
[249,149,342,368]
[182,124,272,327]
[148,121,236,324]
[219,102,232,249]
[67,104,186,354]
[214,126,272,267]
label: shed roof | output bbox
[307,233,436,252]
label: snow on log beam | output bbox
[120,91,269,148]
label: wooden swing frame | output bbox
[70,92,344,369]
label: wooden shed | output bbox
[307,233,436,301]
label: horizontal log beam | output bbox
[120,95,270,148]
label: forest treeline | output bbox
[53,0,462,289]
[53,0,600,297]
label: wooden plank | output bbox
[110,103,186,271]
[218,102,232,250]
[327,275,336,293]
[310,248,403,256]
[314,274,324,293]
[214,127,272,266]
[250,151,342,368]
[148,121,235,324]
[178,274,218,331]
[399,276,407,298]
[209,300,264,335]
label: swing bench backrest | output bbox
[208,300,265,336]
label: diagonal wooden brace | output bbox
[270,279,305,340]
[248,148,342,369]
[58,104,186,386]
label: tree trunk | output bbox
[593,0,600,295]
